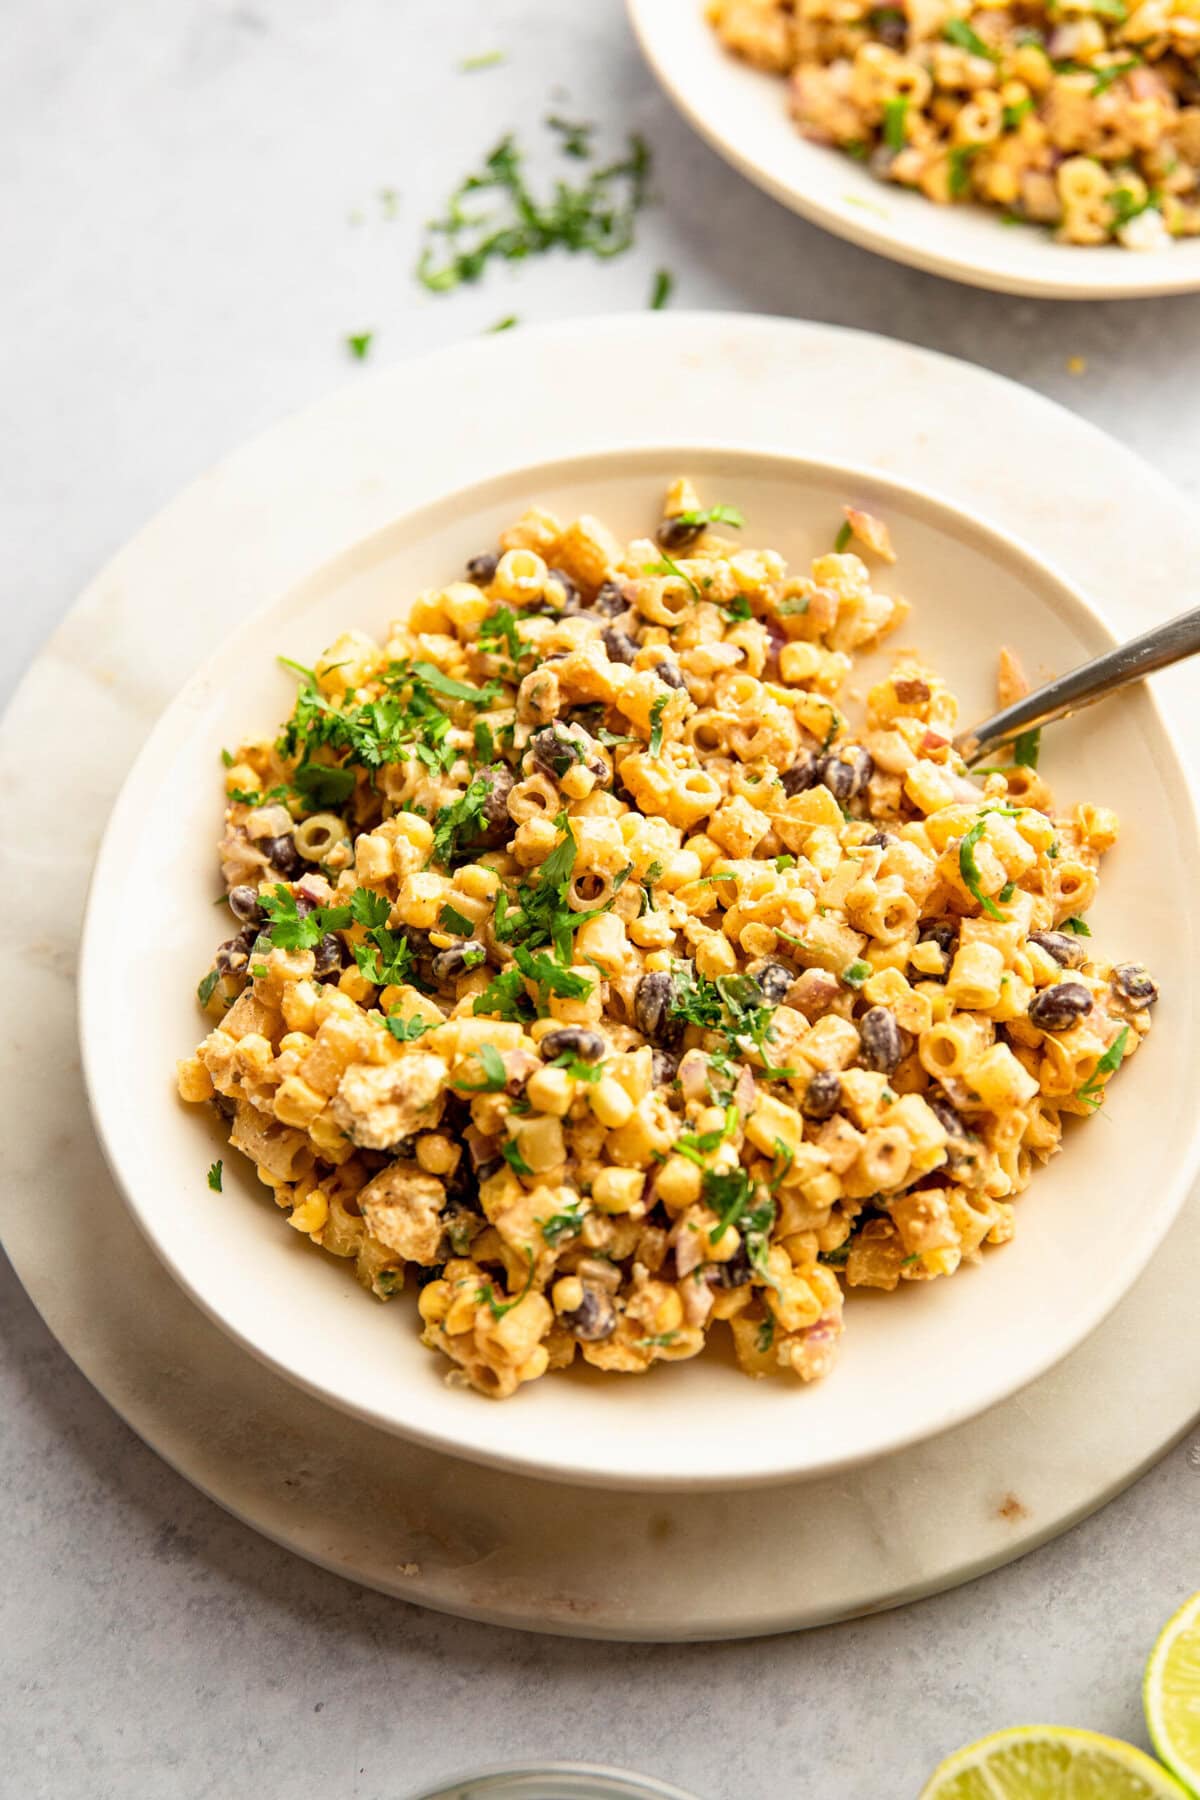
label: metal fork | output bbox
[954,605,1200,767]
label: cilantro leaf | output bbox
[439,902,476,936]
[1013,728,1041,769]
[1076,1025,1130,1111]
[648,692,668,757]
[346,332,373,360]
[452,1042,509,1093]
[411,660,497,704]
[958,818,1009,921]
[198,969,220,1006]
[385,1012,435,1043]
[349,887,392,929]
[476,1249,536,1318]
[943,17,995,58]
[207,1160,223,1191]
[293,761,358,809]
[649,268,673,309]
[1061,915,1092,937]
[473,966,535,1022]
[642,551,701,604]
[833,520,853,553]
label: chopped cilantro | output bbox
[417,130,651,293]
[943,17,995,58]
[460,49,505,71]
[346,332,373,361]
[349,888,392,929]
[473,719,495,763]
[501,1138,534,1177]
[452,1042,508,1093]
[1013,727,1041,769]
[648,692,669,757]
[882,96,908,152]
[948,145,978,198]
[411,660,496,704]
[385,1012,435,1043]
[539,1204,587,1247]
[756,1315,775,1354]
[549,1051,604,1083]
[833,520,853,553]
[439,902,476,937]
[512,943,593,1004]
[642,551,701,604]
[546,114,594,158]
[353,928,414,988]
[842,959,872,989]
[722,595,754,623]
[197,970,220,1006]
[998,881,1016,904]
[221,748,235,768]
[477,1249,536,1317]
[477,606,525,666]
[431,774,495,866]
[1003,95,1035,128]
[488,315,519,333]
[1076,1026,1130,1111]
[1061,915,1091,937]
[472,966,534,1023]
[207,1160,223,1192]
[958,815,1013,921]
[1091,56,1140,93]
[260,884,353,951]
[293,761,357,809]
[649,268,674,310]
[675,504,746,531]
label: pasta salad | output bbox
[707,0,1200,247]
[177,485,1158,1399]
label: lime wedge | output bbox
[919,1725,1189,1798]
[1146,1591,1200,1795]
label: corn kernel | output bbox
[590,1076,634,1129]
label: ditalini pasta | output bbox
[178,485,1158,1398]
[707,0,1200,248]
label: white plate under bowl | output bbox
[79,442,1200,1493]
[627,0,1200,299]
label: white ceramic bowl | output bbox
[79,443,1200,1491]
[627,0,1200,299]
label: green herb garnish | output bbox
[439,902,476,937]
[833,520,853,552]
[259,884,352,951]
[943,17,994,57]
[648,692,668,757]
[1013,727,1041,769]
[650,268,674,309]
[477,1249,536,1317]
[452,1042,509,1093]
[385,1013,435,1043]
[642,551,701,604]
[417,130,651,293]
[546,114,594,158]
[460,49,505,71]
[346,332,373,361]
[1076,1026,1130,1111]
[1061,915,1091,937]
[501,1139,535,1177]
[207,1160,223,1192]
[958,816,1011,920]
[882,96,908,152]
[948,145,979,198]
[198,969,220,1006]
[842,959,872,989]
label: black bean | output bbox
[414,1262,447,1289]
[540,1026,607,1063]
[591,580,629,618]
[432,942,484,983]
[801,1070,842,1121]
[656,516,704,552]
[816,746,873,804]
[561,1286,617,1342]
[1028,981,1093,1032]
[780,754,817,796]
[753,960,795,1005]
[466,552,499,585]
[858,1005,904,1073]
[1029,929,1085,970]
[866,830,895,849]
[874,9,907,46]
[708,1243,753,1288]
[651,1048,680,1086]
[312,932,344,978]
[229,884,262,924]
[261,834,302,878]
[215,929,257,977]
[1112,963,1159,1007]
[602,627,638,666]
[919,920,958,958]
[545,566,580,610]
[653,660,687,690]
[634,971,682,1046]
[929,1095,965,1139]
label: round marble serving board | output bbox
[2,314,1197,1641]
